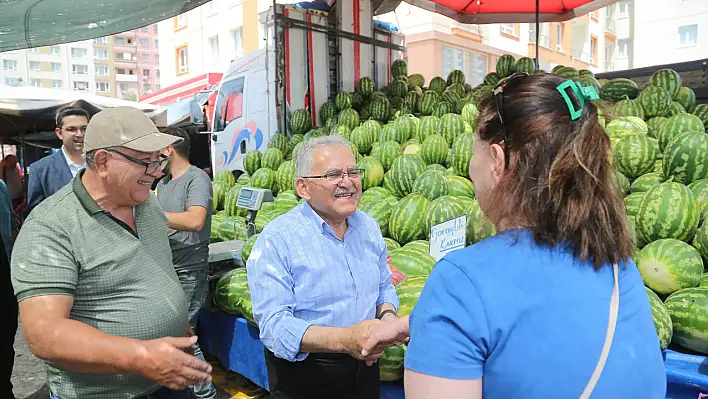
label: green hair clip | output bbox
[556,80,600,121]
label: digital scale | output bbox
[236,187,274,237]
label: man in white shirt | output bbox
[25,107,89,217]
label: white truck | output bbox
[190,2,405,176]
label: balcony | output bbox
[114,42,137,53]
[114,56,137,68]
[605,61,615,72]
[529,33,551,48]
[605,18,616,34]
[572,48,590,63]
[116,73,138,83]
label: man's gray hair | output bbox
[295,135,352,178]
[85,150,96,168]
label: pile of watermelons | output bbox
[208,54,708,382]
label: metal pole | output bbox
[535,0,540,70]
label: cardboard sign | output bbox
[429,214,467,261]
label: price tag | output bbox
[428,214,467,262]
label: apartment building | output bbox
[157,0,270,88]
[616,0,707,70]
[0,24,160,100]
[376,3,621,86]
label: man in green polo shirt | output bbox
[11,107,213,399]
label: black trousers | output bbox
[264,349,380,399]
[1,256,17,397]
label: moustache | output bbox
[334,188,357,196]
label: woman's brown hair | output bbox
[476,73,634,269]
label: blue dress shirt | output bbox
[247,201,399,362]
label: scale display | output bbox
[236,187,273,211]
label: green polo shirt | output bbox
[11,170,189,399]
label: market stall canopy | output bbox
[0,84,167,139]
[402,0,618,24]
[0,0,210,52]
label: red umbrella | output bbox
[402,0,619,67]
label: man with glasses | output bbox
[247,136,401,399]
[155,127,216,399]
[25,107,89,217]
[11,107,212,399]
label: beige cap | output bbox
[84,106,182,154]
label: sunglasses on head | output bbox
[492,72,529,169]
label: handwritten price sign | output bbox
[429,214,467,261]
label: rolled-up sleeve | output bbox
[246,231,313,362]
[376,233,399,310]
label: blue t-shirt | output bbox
[405,228,666,398]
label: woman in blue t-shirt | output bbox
[363,73,666,398]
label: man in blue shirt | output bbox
[247,136,400,399]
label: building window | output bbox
[156,55,160,64]
[232,28,244,58]
[177,46,189,75]
[72,64,88,75]
[175,14,187,30]
[156,70,160,78]
[441,46,488,86]
[679,24,698,46]
[604,44,615,71]
[618,1,630,18]
[95,49,108,60]
[73,81,89,91]
[618,38,630,57]
[95,65,109,76]
[116,68,126,75]
[140,39,149,47]
[96,82,110,92]
[28,47,40,53]
[29,61,40,71]
[156,84,161,90]
[115,37,125,45]
[51,63,61,72]
[4,78,15,85]
[71,48,87,58]
[500,24,515,36]
[94,37,107,44]
[529,23,551,48]
[142,69,151,79]
[556,24,563,51]
[209,36,220,61]
[141,26,149,32]
[590,37,597,64]
[142,54,150,62]
[3,60,17,71]
[30,78,41,87]
[155,39,159,49]
[143,84,152,94]
[53,80,62,88]
[50,46,60,55]
[116,52,134,61]
[154,24,158,33]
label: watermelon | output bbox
[614,99,645,119]
[350,127,375,155]
[614,171,631,196]
[331,124,351,139]
[390,80,408,98]
[415,116,439,143]
[646,117,668,139]
[357,156,385,191]
[384,237,401,253]
[424,195,466,234]
[662,131,708,184]
[693,220,708,262]
[461,103,480,130]
[664,287,708,355]
[438,114,465,145]
[432,103,454,118]
[692,104,708,129]
[605,117,648,138]
[338,108,360,131]
[214,268,255,325]
[636,238,703,295]
[379,122,407,144]
[466,199,496,245]
[250,168,279,196]
[636,181,700,243]
[291,109,312,134]
[484,73,500,86]
[336,91,353,111]
[555,66,580,81]
[370,97,392,122]
[389,194,431,245]
[360,197,398,237]
[446,175,475,198]
[428,77,446,94]
[649,69,682,98]
[242,234,259,263]
[638,85,673,119]
[421,134,449,165]
[645,287,673,351]
[244,151,262,176]
[379,345,406,382]
[396,276,427,316]
[224,185,246,217]
[674,87,697,113]
[375,141,404,171]
[261,148,283,171]
[600,78,639,102]
[403,240,430,256]
[668,102,687,117]
[450,133,475,178]
[446,69,465,86]
[413,170,449,201]
[408,74,425,88]
[276,160,296,193]
[496,54,516,78]
[631,172,664,193]
[515,57,535,74]
[702,273,708,287]
[657,113,705,152]
[319,101,338,125]
[388,248,435,278]
[214,170,236,187]
[391,59,407,78]
[357,77,375,98]
[426,164,447,173]
[624,192,646,217]
[212,181,230,212]
[388,154,427,197]
[688,179,708,222]
[613,134,659,179]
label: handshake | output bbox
[341,315,411,365]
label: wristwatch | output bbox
[377,309,397,319]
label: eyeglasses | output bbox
[492,72,529,169]
[63,126,87,134]
[302,168,364,182]
[106,148,169,175]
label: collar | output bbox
[301,200,360,235]
[73,169,105,215]
[61,146,86,168]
